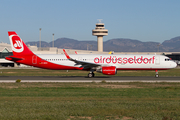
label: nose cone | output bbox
[171,62,177,68]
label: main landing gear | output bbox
[155,70,159,78]
[88,70,160,78]
[88,71,95,78]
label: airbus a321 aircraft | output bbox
[6,31,177,78]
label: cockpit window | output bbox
[165,58,170,61]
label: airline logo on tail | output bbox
[9,34,24,53]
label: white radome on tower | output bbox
[92,19,108,52]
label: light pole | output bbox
[39,28,41,49]
[52,33,54,47]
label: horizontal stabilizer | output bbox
[5,56,23,61]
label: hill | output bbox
[26,37,180,52]
[162,36,180,52]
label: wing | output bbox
[63,49,101,70]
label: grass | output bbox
[0,68,180,77]
[0,82,180,120]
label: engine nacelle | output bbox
[96,66,117,75]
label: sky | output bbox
[1,0,180,44]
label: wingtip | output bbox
[63,49,70,59]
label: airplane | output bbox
[6,31,177,78]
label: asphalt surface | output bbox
[0,76,180,82]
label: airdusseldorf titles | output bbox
[94,56,155,64]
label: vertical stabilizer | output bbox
[8,31,34,56]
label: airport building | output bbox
[92,20,108,52]
[0,43,14,67]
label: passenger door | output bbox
[155,56,160,65]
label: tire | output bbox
[88,73,93,78]
[155,74,159,78]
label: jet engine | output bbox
[96,66,117,75]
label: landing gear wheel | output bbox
[155,70,159,78]
[88,73,93,78]
[88,73,95,78]
[155,74,159,78]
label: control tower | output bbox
[92,20,108,52]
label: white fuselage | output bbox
[37,54,177,70]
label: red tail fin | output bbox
[8,31,34,56]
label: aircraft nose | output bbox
[171,62,177,68]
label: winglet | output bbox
[63,49,70,59]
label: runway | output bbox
[0,76,180,82]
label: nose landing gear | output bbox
[155,70,159,78]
